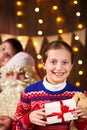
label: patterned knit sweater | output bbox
[12,80,86,130]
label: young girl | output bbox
[12,40,87,130]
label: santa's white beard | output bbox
[0,67,40,118]
[0,79,29,118]
[0,79,29,91]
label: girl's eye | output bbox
[50,60,57,64]
[63,61,69,65]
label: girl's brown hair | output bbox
[41,40,74,64]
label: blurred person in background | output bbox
[0,38,23,130]
[0,38,23,68]
[0,51,40,130]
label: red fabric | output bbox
[34,124,69,130]
[12,112,33,130]
[12,81,87,130]
[74,119,87,130]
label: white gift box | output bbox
[45,99,77,124]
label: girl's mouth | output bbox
[53,72,65,76]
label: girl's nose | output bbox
[56,62,62,70]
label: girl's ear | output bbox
[41,60,46,70]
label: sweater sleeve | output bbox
[74,119,87,130]
[12,93,34,130]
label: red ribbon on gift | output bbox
[46,100,75,122]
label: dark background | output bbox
[0,0,87,90]
[0,0,87,36]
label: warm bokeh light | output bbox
[52,5,58,10]
[17,36,23,40]
[16,11,24,16]
[74,35,79,40]
[17,36,29,50]
[78,70,83,75]
[16,1,23,6]
[76,12,81,17]
[35,7,40,12]
[58,29,63,34]
[16,23,24,28]
[75,82,80,87]
[73,47,79,52]
[38,19,43,24]
[78,60,83,65]
[56,17,62,23]
[77,24,83,29]
[37,30,43,35]
[73,0,78,5]
[37,54,42,60]
[37,63,43,68]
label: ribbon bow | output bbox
[46,100,75,122]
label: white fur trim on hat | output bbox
[2,52,35,69]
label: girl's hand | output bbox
[73,106,87,122]
[29,108,48,126]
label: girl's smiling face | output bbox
[43,48,73,85]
